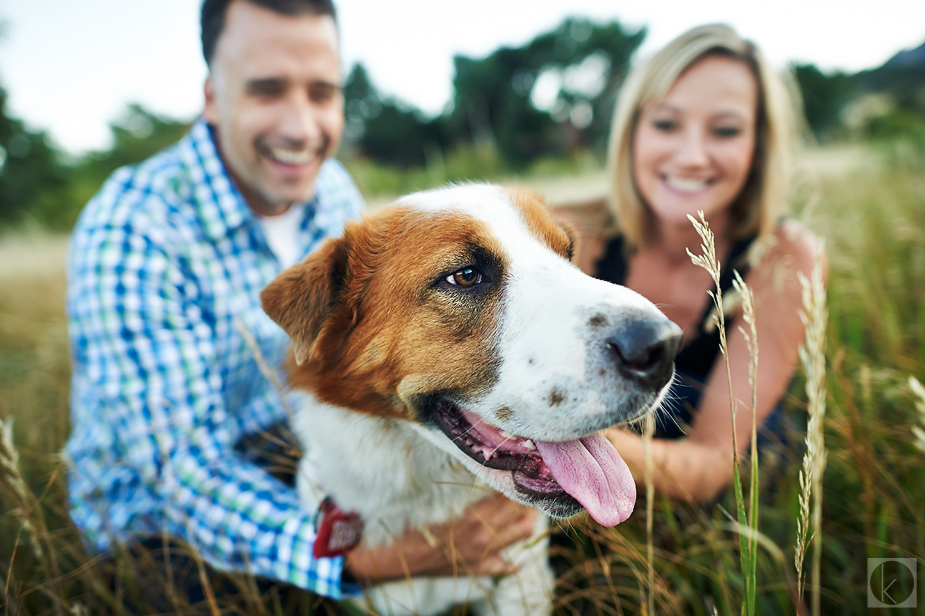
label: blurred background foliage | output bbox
[0,16,923,229]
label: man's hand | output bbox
[343,494,537,585]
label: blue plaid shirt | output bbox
[65,118,364,598]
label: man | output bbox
[66,0,535,604]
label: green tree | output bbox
[448,18,645,166]
[0,83,71,228]
[0,98,190,230]
[793,64,853,138]
[342,18,646,171]
[342,63,448,168]
[79,104,190,178]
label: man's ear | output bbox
[203,75,218,124]
[261,237,349,365]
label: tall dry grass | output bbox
[794,244,828,616]
[732,269,761,616]
[685,210,762,616]
[910,377,925,454]
[2,139,925,614]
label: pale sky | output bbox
[0,0,922,154]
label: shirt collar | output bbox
[177,117,255,241]
[178,117,327,244]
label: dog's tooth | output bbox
[500,430,513,439]
[522,439,536,450]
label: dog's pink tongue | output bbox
[535,435,636,526]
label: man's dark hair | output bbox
[201,0,337,67]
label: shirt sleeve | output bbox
[67,210,348,598]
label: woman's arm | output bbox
[605,221,827,503]
[604,428,734,502]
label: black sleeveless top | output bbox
[595,234,757,439]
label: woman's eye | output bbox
[446,267,482,287]
[653,119,677,132]
[713,126,742,138]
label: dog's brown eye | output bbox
[447,267,482,287]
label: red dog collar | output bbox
[313,497,363,558]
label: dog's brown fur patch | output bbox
[503,188,574,261]
[262,205,509,419]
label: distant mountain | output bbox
[882,41,925,69]
[855,40,925,101]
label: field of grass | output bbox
[1,139,923,614]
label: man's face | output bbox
[203,0,343,216]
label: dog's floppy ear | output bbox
[261,236,350,365]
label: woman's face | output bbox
[632,55,758,228]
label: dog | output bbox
[261,183,682,615]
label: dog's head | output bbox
[262,184,682,525]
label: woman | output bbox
[556,24,826,503]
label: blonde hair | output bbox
[606,23,805,249]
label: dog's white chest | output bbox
[289,392,553,616]
[290,392,488,547]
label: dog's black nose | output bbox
[606,311,683,390]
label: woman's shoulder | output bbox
[548,196,612,229]
[776,218,826,273]
[752,218,828,290]
[548,197,614,275]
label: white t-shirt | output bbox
[258,204,305,270]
